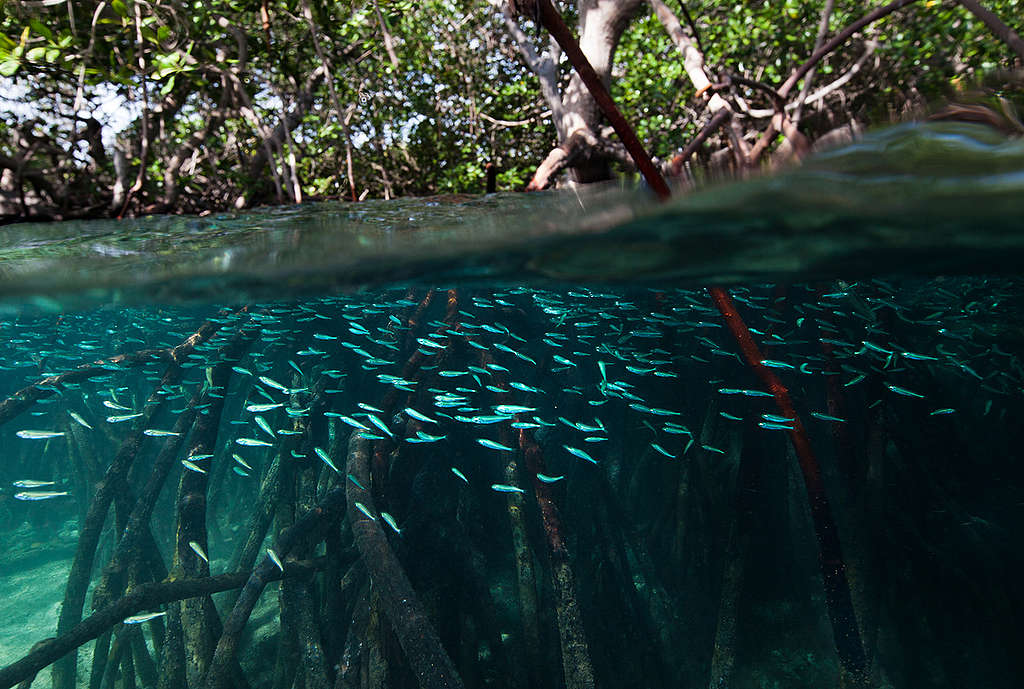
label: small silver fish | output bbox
[494,405,536,414]
[16,430,65,440]
[236,437,272,447]
[490,483,525,494]
[258,376,290,393]
[254,416,275,439]
[354,501,377,521]
[69,411,93,429]
[810,412,846,423]
[365,413,394,438]
[650,443,675,458]
[12,479,56,488]
[246,403,283,413]
[404,407,437,424]
[563,445,598,464]
[314,447,339,473]
[337,415,371,431]
[14,490,69,500]
[181,459,207,474]
[103,400,132,411]
[451,467,469,483]
[107,413,144,423]
[886,384,925,399]
[124,611,166,624]
[144,429,181,437]
[188,540,209,564]
[536,473,564,483]
[267,548,284,572]
[477,438,516,452]
[380,512,402,534]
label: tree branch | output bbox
[498,2,566,138]
[955,0,1024,63]
[792,0,835,126]
[0,562,324,689]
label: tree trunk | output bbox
[507,0,644,187]
[560,0,644,182]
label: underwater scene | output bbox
[0,123,1022,689]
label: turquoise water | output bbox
[0,122,1022,689]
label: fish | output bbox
[69,411,93,429]
[404,407,437,424]
[254,416,275,439]
[246,403,283,413]
[536,473,565,483]
[886,384,925,398]
[336,415,372,431]
[451,467,469,483]
[810,412,847,423]
[759,422,794,431]
[16,430,65,439]
[188,541,209,564]
[381,512,402,534]
[181,460,207,474]
[12,479,56,488]
[717,388,773,398]
[314,446,339,473]
[455,415,508,425]
[651,443,675,458]
[124,611,167,624]
[563,445,598,464]
[258,376,290,393]
[407,431,446,443]
[14,490,69,500]
[107,413,144,423]
[103,400,133,411]
[364,413,394,438]
[144,429,181,437]
[236,437,273,447]
[477,438,516,452]
[347,473,366,490]
[267,548,285,572]
[354,501,377,521]
[509,381,543,394]
[493,404,537,415]
[493,342,536,365]
[491,483,526,494]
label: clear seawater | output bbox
[0,122,1022,689]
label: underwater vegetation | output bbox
[0,278,1022,689]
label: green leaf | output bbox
[28,19,53,42]
[160,74,176,96]
[111,0,129,18]
[0,57,19,76]
[26,46,46,61]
